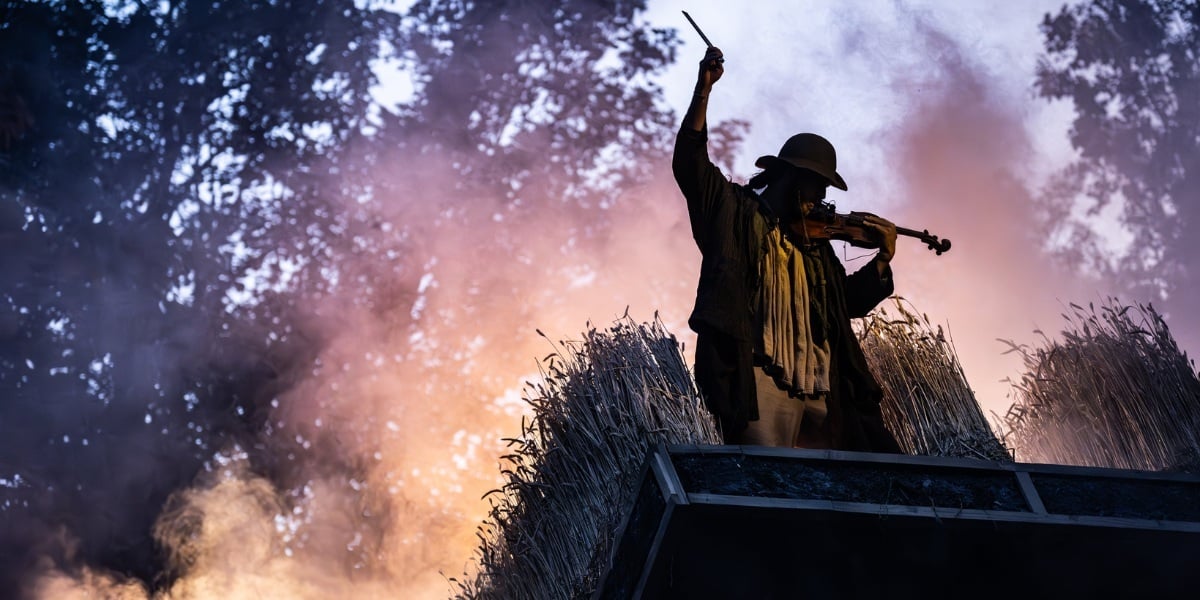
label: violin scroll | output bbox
[922,231,951,256]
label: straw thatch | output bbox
[1000,299,1200,472]
[451,315,720,600]
[454,301,1020,597]
[857,297,1012,461]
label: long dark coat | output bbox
[672,126,900,453]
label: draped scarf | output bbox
[754,225,832,395]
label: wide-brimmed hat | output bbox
[754,133,848,191]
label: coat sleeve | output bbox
[672,125,730,250]
[844,259,894,318]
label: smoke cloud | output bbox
[651,0,1109,416]
[20,139,699,597]
[865,8,1098,418]
[19,2,1186,598]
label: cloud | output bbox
[25,4,1170,598]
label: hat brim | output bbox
[754,155,848,191]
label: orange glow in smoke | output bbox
[33,6,1155,599]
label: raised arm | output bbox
[673,47,730,248]
[683,46,724,132]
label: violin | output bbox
[789,205,952,255]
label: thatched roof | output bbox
[858,297,1011,462]
[451,316,720,599]
[454,298,1200,598]
[453,300,1022,598]
[1000,299,1200,472]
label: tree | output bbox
[383,0,684,391]
[0,0,686,594]
[401,0,678,206]
[0,0,406,589]
[1035,0,1200,333]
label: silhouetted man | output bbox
[673,46,902,453]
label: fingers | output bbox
[853,212,895,232]
[848,212,897,260]
[870,217,896,232]
[701,46,724,73]
[850,211,888,224]
[857,214,897,261]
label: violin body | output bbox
[794,212,880,249]
[788,208,952,255]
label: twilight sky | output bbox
[644,0,1133,419]
[34,2,1191,598]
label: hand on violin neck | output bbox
[850,211,898,267]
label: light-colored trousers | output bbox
[727,367,832,448]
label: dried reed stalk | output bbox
[999,299,1200,472]
[857,297,1011,461]
[451,315,720,600]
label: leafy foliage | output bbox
[0,0,682,593]
[1035,0,1200,318]
[1,0,409,586]
[1000,299,1200,471]
[401,0,679,207]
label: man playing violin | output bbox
[673,46,902,452]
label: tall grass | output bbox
[450,316,720,600]
[455,300,1023,597]
[857,297,1012,461]
[452,299,1200,598]
[999,299,1200,472]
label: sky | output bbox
[644,0,1127,420]
[31,1,1196,598]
